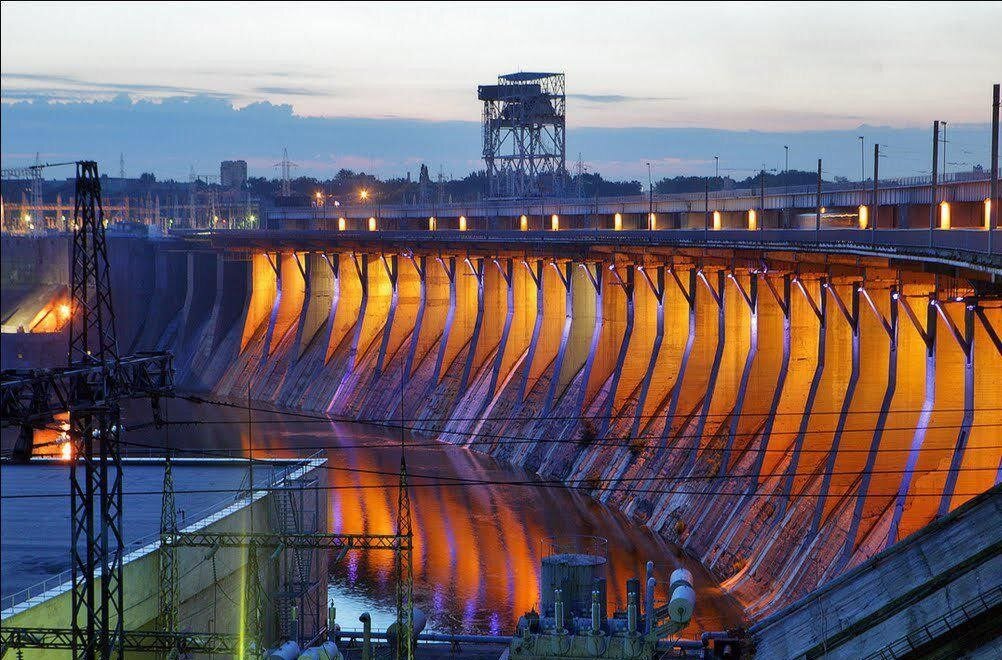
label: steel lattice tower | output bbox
[479,72,566,199]
[394,456,414,660]
[69,161,124,658]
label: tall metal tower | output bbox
[275,147,297,197]
[479,72,566,199]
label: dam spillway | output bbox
[2,228,1000,631]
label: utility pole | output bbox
[704,179,710,240]
[784,145,789,227]
[930,121,939,247]
[991,83,999,256]
[714,155,719,182]
[647,162,653,229]
[816,158,822,242]
[858,135,865,181]
[759,166,765,229]
[942,121,948,178]
[872,143,880,235]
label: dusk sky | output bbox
[2,1,1000,180]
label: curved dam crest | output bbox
[4,232,1000,621]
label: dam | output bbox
[2,188,1000,656]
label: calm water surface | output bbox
[9,399,744,634]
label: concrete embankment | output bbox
[5,234,1000,622]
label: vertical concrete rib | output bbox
[810,282,860,536]
[373,254,399,377]
[600,265,635,435]
[542,261,573,417]
[779,277,827,517]
[517,260,545,402]
[842,286,898,564]
[887,294,936,547]
[335,252,369,401]
[630,265,667,440]
[258,252,282,366]
[429,256,457,387]
[575,262,605,413]
[936,302,975,517]
[633,268,696,503]
[719,272,758,474]
[486,258,515,397]
[320,253,342,363]
[749,274,792,480]
[403,255,427,379]
[458,257,486,392]
[681,269,726,475]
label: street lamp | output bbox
[714,155,719,182]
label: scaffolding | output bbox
[479,72,566,199]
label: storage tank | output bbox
[539,536,608,619]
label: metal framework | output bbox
[479,72,566,199]
[0,161,173,659]
[0,628,243,655]
[156,459,414,658]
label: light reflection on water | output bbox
[118,400,743,635]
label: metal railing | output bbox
[1,451,325,612]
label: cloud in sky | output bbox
[1,94,993,183]
[2,2,999,130]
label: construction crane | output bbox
[0,160,174,659]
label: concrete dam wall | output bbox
[6,234,1000,620]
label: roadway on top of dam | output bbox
[169,227,1002,277]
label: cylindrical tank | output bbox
[539,536,608,618]
[267,641,302,660]
[668,567,695,624]
[297,641,341,660]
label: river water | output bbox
[7,398,743,635]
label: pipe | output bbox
[359,612,371,660]
[591,589,602,634]
[627,590,638,635]
[554,588,565,633]
[645,570,656,634]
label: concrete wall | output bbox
[147,244,999,620]
[4,233,999,625]
[750,484,1002,659]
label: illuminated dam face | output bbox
[3,232,1000,621]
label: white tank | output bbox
[668,584,696,624]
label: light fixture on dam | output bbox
[713,210,722,230]
[368,216,377,231]
[551,214,560,231]
[858,205,869,229]
[747,209,757,230]
[520,214,529,231]
[429,216,437,231]
[984,198,992,230]
[338,217,347,231]
[648,212,657,230]
[459,215,468,231]
[939,201,951,229]
[614,213,622,230]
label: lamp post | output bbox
[646,162,653,230]
[858,135,865,182]
[783,145,790,227]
